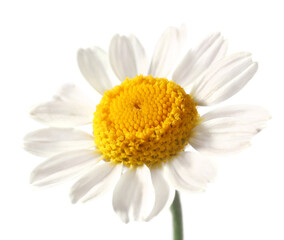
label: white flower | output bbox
[24,26,270,223]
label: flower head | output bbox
[93,75,199,167]
[24,26,270,223]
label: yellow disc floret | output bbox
[93,75,199,167]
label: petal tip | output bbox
[29,172,37,185]
[69,193,78,204]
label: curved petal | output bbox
[173,32,227,89]
[109,34,147,81]
[53,84,96,107]
[201,105,271,132]
[77,47,114,95]
[112,165,155,223]
[70,162,122,204]
[165,152,217,193]
[192,52,258,106]
[148,25,187,78]
[30,149,101,186]
[129,34,148,75]
[190,117,258,155]
[145,166,175,221]
[30,100,94,127]
[23,128,94,157]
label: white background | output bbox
[0,0,283,239]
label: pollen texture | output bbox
[93,75,199,167]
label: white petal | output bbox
[192,52,258,105]
[53,84,96,106]
[77,47,114,95]
[23,128,94,157]
[109,34,147,81]
[30,149,101,186]
[70,162,122,204]
[148,25,186,78]
[145,166,175,221]
[128,34,148,75]
[112,166,155,223]
[30,100,94,127]
[173,32,227,89]
[165,152,217,192]
[190,117,258,155]
[201,105,271,132]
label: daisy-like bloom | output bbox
[24,26,270,223]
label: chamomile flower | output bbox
[24,26,270,223]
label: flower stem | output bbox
[170,191,183,240]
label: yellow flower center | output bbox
[93,75,199,167]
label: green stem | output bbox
[170,191,183,240]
